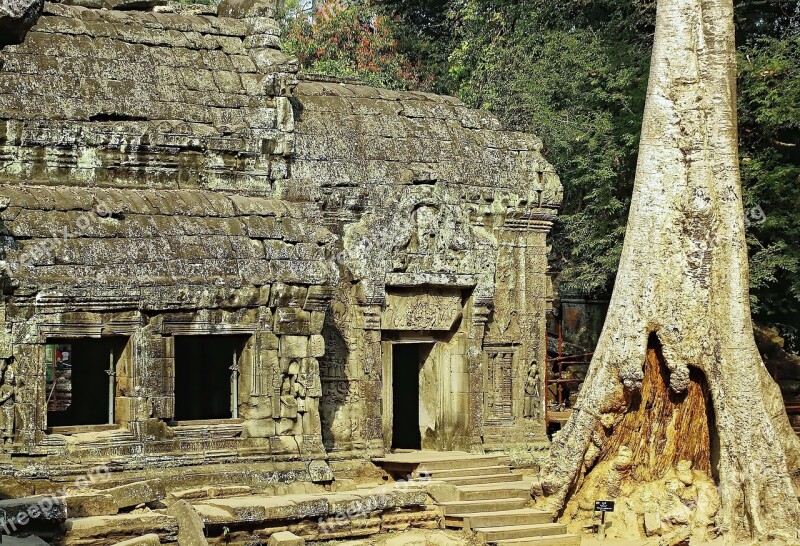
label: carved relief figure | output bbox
[0,359,16,444]
[392,204,439,272]
[524,361,541,419]
[280,360,306,420]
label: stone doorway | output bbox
[391,343,424,450]
[382,341,435,451]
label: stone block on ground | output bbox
[167,500,209,546]
[2,537,51,545]
[62,493,118,517]
[268,531,305,546]
[0,496,67,523]
[64,513,178,544]
[644,511,663,536]
[104,479,165,509]
[114,534,162,546]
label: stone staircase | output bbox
[374,451,581,546]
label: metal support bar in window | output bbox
[106,348,115,425]
[230,348,239,419]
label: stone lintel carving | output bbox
[161,322,259,336]
[384,273,478,288]
[37,324,104,339]
[381,288,463,331]
[38,316,144,340]
[33,294,141,313]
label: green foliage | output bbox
[739,33,800,331]
[449,1,651,295]
[281,0,429,90]
[282,0,800,339]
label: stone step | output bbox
[440,498,529,515]
[445,508,553,530]
[492,534,582,546]
[458,483,532,501]
[421,465,512,479]
[439,473,523,486]
[375,453,512,473]
[476,522,568,541]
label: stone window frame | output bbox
[39,324,133,436]
[161,321,257,427]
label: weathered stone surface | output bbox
[64,513,178,545]
[113,535,162,546]
[104,0,165,9]
[217,0,276,19]
[0,0,559,474]
[644,511,662,537]
[0,496,67,523]
[62,493,118,517]
[167,500,208,546]
[104,480,165,510]
[307,460,333,483]
[268,531,304,546]
[0,0,42,47]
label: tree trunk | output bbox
[536,0,800,541]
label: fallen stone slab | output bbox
[269,531,304,546]
[0,477,37,499]
[63,513,178,545]
[192,485,429,527]
[197,495,299,524]
[61,493,118,517]
[114,535,162,546]
[2,536,51,545]
[167,500,208,546]
[102,480,165,510]
[167,485,251,504]
[0,496,67,526]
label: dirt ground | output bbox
[318,529,767,546]
[314,529,478,546]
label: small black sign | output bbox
[594,500,615,512]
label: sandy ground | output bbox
[317,529,765,546]
[312,528,478,546]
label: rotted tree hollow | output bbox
[595,336,713,483]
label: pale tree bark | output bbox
[536,0,800,541]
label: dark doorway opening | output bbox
[46,338,127,428]
[392,343,423,450]
[174,335,248,421]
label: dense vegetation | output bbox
[282,0,800,346]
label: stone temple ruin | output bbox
[0,0,567,544]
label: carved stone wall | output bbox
[0,0,561,475]
[289,83,561,456]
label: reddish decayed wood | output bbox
[597,340,712,482]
